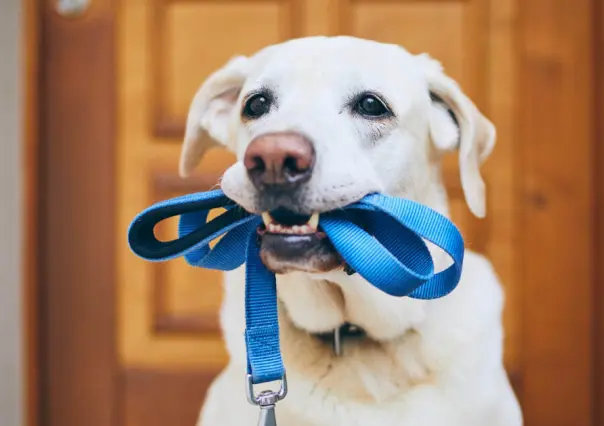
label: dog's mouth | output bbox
[257,208,343,274]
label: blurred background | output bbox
[1,0,603,425]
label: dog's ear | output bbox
[418,53,495,218]
[179,55,250,177]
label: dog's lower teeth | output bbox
[262,212,320,235]
[264,218,317,234]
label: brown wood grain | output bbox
[150,0,172,139]
[518,1,595,425]
[595,0,604,424]
[122,368,218,426]
[39,0,118,425]
[22,0,39,424]
[151,172,223,335]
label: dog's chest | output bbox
[282,329,436,405]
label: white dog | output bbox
[179,36,522,426]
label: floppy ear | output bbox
[417,53,495,218]
[179,55,250,177]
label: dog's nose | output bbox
[244,132,315,190]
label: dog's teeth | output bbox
[308,213,319,230]
[264,214,319,235]
[262,212,272,227]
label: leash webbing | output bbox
[128,189,464,385]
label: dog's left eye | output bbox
[353,94,391,118]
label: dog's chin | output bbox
[258,231,343,274]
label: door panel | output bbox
[153,0,301,136]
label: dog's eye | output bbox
[243,93,272,119]
[353,94,391,118]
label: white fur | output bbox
[180,36,522,426]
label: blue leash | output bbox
[127,189,464,390]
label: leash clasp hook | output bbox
[246,374,287,426]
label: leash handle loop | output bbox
[127,189,465,386]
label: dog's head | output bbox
[180,36,494,277]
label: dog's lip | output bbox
[256,227,343,273]
[258,230,332,258]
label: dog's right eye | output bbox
[243,93,272,119]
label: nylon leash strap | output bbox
[127,189,464,422]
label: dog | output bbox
[179,36,523,426]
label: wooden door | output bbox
[37,0,598,425]
[118,0,518,422]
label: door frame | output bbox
[23,0,604,425]
[24,0,118,425]
[23,0,39,424]
[594,0,604,424]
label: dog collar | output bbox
[127,189,464,424]
[314,323,367,356]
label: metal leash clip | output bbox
[246,374,288,426]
